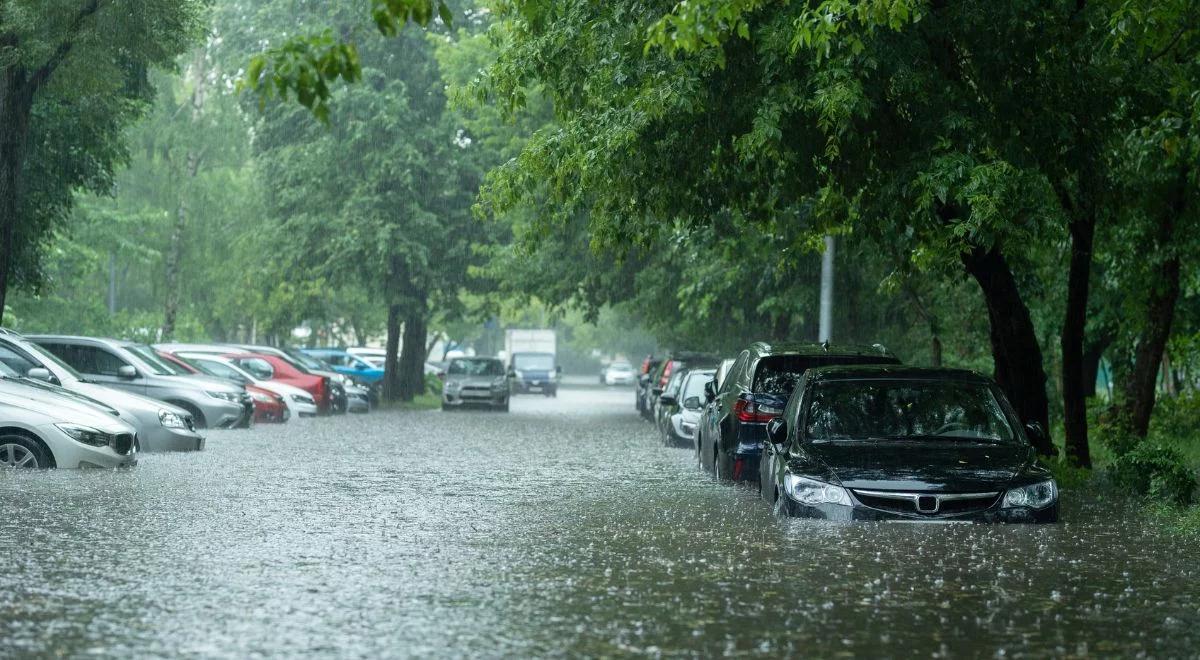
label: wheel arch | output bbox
[0,426,56,468]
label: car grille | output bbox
[851,490,1000,517]
[113,433,135,456]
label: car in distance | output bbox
[30,335,252,430]
[0,330,204,452]
[602,361,636,386]
[760,365,1058,523]
[0,362,139,468]
[173,353,316,419]
[442,357,511,411]
[698,342,900,482]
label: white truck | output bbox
[504,329,560,397]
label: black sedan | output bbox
[759,365,1058,523]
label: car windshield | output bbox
[447,359,504,376]
[124,344,177,376]
[753,355,895,395]
[513,354,554,370]
[804,379,1018,443]
[682,371,713,400]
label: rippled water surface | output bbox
[3,382,1199,657]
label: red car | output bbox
[157,351,290,424]
[223,352,331,414]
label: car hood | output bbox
[158,374,243,393]
[803,441,1034,492]
[70,381,189,417]
[0,378,131,432]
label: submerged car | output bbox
[659,368,714,447]
[698,342,900,482]
[442,357,510,411]
[31,336,252,430]
[0,362,138,469]
[0,330,204,452]
[759,365,1058,523]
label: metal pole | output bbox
[818,235,835,342]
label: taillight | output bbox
[659,361,674,387]
[733,396,781,423]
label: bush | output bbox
[1109,444,1197,506]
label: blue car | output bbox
[301,348,385,386]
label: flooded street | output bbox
[3,382,1200,658]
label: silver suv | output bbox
[29,336,252,430]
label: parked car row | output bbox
[0,328,403,469]
[640,341,1060,524]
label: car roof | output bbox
[748,341,896,359]
[805,364,993,384]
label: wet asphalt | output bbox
[2,380,1200,658]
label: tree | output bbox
[0,0,206,323]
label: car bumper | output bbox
[782,499,1059,523]
[140,426,205,452]
[200,400,249,429]
[443,391,508,406]
[38,424,138,469]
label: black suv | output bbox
[696,342,899,482]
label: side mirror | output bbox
[703,381,716,402]
[117,365,137,379]
[1024,422,1047,446]
[658,394,677,406]
[683,396,701,410]
[766,417,788,446]
[26,367,52,382]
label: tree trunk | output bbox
[1123,177,1184,436]
[383,303,402,402]
[961,245,1055,456]
[0,69,34,326]
[398,313,426,401]
[1061,213,1096,468]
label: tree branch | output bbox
[27,0,105,93]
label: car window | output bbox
[447,359,504,376]
[44,344,130,377]
[0,343,39,376]
[512,354,554,370]
[804,379,1017,443]
[233,357,275,380]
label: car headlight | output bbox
[158,410,189,429]
[1002,480,1057,509]
[783,474,852,506]
[206,390,240,403]
[56,423,110,447]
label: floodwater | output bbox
[2,382,1199,657]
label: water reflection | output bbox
[1,384,1197,657]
